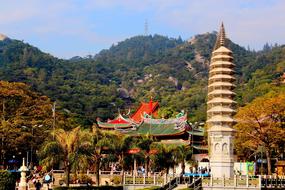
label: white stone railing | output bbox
[99,170,123,175]
[50,170,182,187]
[202,175,261,188]
[201,175,285,189]
[123,173,168,186]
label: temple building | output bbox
[126,110,190,140]
[97,99,189,140]
[207,23,236,178]
[97,99,208,161]
[97,99,159,130]
[188,126,208,161]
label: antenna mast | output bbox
[144,19,148,36]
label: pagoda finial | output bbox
[22,158,25,166]
[214,22,226,50]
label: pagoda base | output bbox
[210,160,234,178]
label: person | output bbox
[35,180,42,190]
[141,166,145,175]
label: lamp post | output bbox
[21,126,29,166]
[1,100,6,168]
[30,124,42,168]
[22,124,42,168]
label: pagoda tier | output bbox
[210,61,235,69]
[208,82,236,91]
[207,23,236,178]
[207,106,236,114]
[209,68,234,75]
[207,40,236,125]
[209,74,235,83]
[208,89,236,98]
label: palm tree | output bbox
[137,135,153,176]
[150,143,176,174]
[39,127,92,187]
[90,127,117,186]
[162,144,177,174]
[112,134,133,183]
[173,145,192,174]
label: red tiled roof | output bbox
[107,114,131,124]
[131,100,159,123]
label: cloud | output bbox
[149,0,285,49]
[0,0,284,57]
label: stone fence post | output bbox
[258,175,262,188]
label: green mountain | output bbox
[0,33,284,125]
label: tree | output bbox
[112,134,133,183]
[0,170,16,190]
[173,145,192,174]
[0,81,57,166]
[235,91,285,174]
[39,127,92,186]
[150,143,176,174]
[89,127,117,186]
[137,135,154,176]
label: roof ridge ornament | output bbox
[214,22,226,50]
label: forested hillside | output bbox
[0,33,284,125]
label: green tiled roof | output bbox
[97,121,132,128]
[126,122,186,136]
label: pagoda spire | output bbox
[214,22,226,50]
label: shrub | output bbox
[111,176,122,185]
[77,174,93,184]
[62,173,93,184]
[0,170,16,190]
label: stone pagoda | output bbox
[207,23,236,178]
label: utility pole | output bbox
[2,100,5,120]
[1,100,5,166]
[52,102,56,140]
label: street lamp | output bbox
[30,124,42,169]
[21,124,43,169]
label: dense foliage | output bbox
[0,170,16,190]
[0,33,285,124]
[235,89,285,174]
[0,81,79,167]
